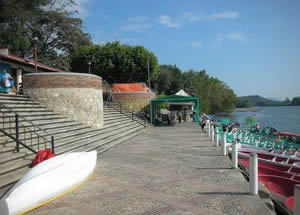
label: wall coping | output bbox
[112,92,155,95]
[23,72,102,89]
[24,72,101,80]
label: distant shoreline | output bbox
[235,107,260,112]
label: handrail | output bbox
[0,103,55,154]
[105,100,147,128]
[103,91,148,128]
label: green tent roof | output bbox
[151,95,198,103]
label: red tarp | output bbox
[112,83,149,92]
[32,149,56,167]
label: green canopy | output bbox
[150,95,200,124]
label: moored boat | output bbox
[0,151,97,215]
[232,147,300,165]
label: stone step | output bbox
[0,119,76,131]
[0,122,83,139]
[0,156,32,176]
[85,125,145,153]
[0,118,135,148]
[0,166,30,196]
[0,120,139,157]
[54,122,141,150]
[102,118,136,128]
[0,126,94,147]
[103,108,121,113]
[2,107,49,112]
[0,101,40,105]
[2,104,47,109]
[0,116,67,124]
[104,116,134,125]
[0,123,144,181]
[0,95,30,101]
[0,109,54,114]
[0,151,27,165]
[104,114,130,121]
[0,112,59,118]
[56,123,144,154]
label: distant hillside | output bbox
[236,95,285,108]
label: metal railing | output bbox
[0,103,55,154]
[103,91,149,128]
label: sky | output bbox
[72,0,300,99]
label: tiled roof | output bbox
[0,53,65,72]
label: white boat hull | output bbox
[0,151,97,215]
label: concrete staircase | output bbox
[0,94,149,196]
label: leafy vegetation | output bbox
[292,97,300,105]
[70,42,160,84]
[154,65,237,114]
[0,0,92,70]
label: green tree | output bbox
[155,67,237,114]
[157,65,182,95]
[70,41,160,85]
[292,96,300,105]
[236,97,251,108]
[0,0,91,70]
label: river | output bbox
[230,106,300,133]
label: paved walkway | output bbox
[30,122,274,215]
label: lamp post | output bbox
[87,61,91,74]
[33,36,38,73]
[147,57,150,89]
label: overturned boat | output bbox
[0,151,97,215]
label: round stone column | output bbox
[23,72,103,128]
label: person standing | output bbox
[178,111,182,124]
[183,110,187,122]
[1,69,13,93]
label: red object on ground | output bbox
[285,196,294,212]
[32,149,56,167]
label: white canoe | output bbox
[0,151,97,215]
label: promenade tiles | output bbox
[28,122,274,215]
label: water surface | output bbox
[231,106,300,133]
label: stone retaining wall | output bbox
[112,92,155,113]
[23,73,103,128]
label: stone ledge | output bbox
[23,72,102,89]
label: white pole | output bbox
[222,132,227,156]
[211,125,215,143]
[207,121,211,137]
[295,184,300,214]
[16,69,22,93]
[249,153,258,195]
[215,127,219,147]
[150,102,153,125]
[232,140,238,169]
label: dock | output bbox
[29,122,275,215]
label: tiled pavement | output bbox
[29,122,274,215]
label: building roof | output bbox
[175,89,191,97]
[0,53,65,73]
[112,83,150,92]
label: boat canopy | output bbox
[150,95,200,124]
